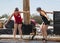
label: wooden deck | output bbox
[0,35,60,42]
[0,39,60,43]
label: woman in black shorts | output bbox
[36,7,53,41]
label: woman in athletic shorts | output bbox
[5,8,29,40]
[36,7,53,41]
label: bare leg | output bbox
[43,24,48,39]
[13,23,18,40]
[41,23,45,38]
[18,24,22,39]
[41,23,48,39]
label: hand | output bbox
[48,18,51,21]
[26,11,30,13]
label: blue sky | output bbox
[0,0,60,20]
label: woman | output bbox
[5,8,29,40]
[36,7,53,41]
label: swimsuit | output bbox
[14,12,22,24]
[40,14,50,25]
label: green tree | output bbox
[1,14,9,19]
[31,15,42,24]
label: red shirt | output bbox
[13,12,22,23]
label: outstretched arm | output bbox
[5,14,13,25]
[46,12,53,14]
[19,11,30,13]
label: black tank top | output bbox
[40,11,50,25]
[40,13,48,22]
